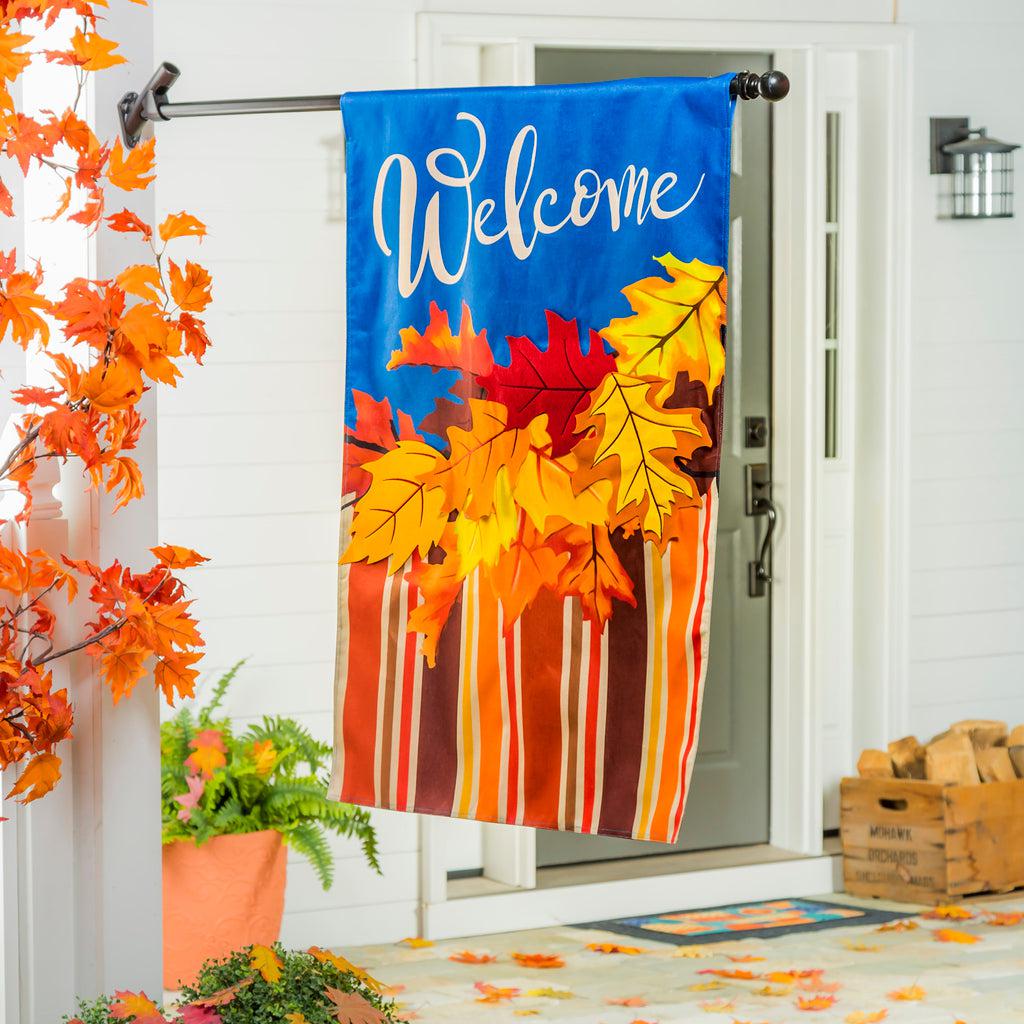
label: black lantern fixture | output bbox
[930,117,1020,219]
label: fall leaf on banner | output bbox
[601,253,727,401]
[249,944,283,983]
[449,951,497,964]
[845,1011,888,1024]
[343,389,421,496]
[150,544,209,570]
[325,987,386,1024]
[690,981,728,992]
[452,467,518,573]
[512,952,565,969]
[550,523,636,627]
[188,977,254,1007]
[526,988,574,1000]
[574,373,710,541]
[160,210,207,243]
[5,752,60,803]
[478,310,615,455]
[307,946,386,993]
[933,928,980,944]
[586,942,647,955]
[388,301,494,376]
[405,545,464,668]
[0,263,50,347]
[796,993,838,1010]
[341,441,449,573]
[474,982,520,1003]
[923,905,974,920]
[887,985,925,1001]
[876,919,917,933]
[109,991,163,1021]
[398,937,434,948]
[699,998,736,1013]
[487,517,564,635]
[984,911,1024,926]
[430,399,533,518]
[606,996,647,1006]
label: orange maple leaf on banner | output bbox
[405,546,465,668]
[388,300,494,376]
[550,523,636,627]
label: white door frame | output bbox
[416,11,912,933]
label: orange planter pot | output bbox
[163,829,287,990]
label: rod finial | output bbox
[730,69,790,102]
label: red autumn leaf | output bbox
[177,1006,221,1024]
[479,310,615,455]
[107,208,153,241]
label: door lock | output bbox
[745,463,777,598]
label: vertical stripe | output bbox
[405,620,424,811]
[474,577,503,824]
[328,505,354,802]
[455,572,478,818]
[520,587,564,829]
[503,627,520,825]
[395,575,418,811]
[573,619,592,831]
[580,623,603,833]
[634,544,664,838]
[378,570,403,808]
[672,487,717,839]
[562,601,584,831]
[598,533,647,837]
[589,626,610,831]
[513,619,526,825]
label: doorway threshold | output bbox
[428,839,842,941]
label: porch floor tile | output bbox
[344,893,1024,1022]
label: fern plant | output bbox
[161,662,379,886]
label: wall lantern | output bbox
[930,116,1019,219]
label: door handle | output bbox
[745,463,776,598]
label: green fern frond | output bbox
[199,659,247,724]
[286,821,334,889]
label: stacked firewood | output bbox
[857,720,1024,786]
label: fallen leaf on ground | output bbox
[796,978,841,993]
[249,944,282,983]
[699,969,758,980]
[876,919,917,933]
[474,982,520,1003]
[606,996,647,1006]
[526,987,574,1000]
[762,970,821,985]
[673,945,714,958]
[325,987,386,1024]
[512,952,565,969]
[842,941,882,952]
[754,985,791,997]
[922,905,974,920]
[449,951,496,964]
[845,1011,888,1024]
[513,1012,539,1017]
[985,911,1024,926]
[586,942,647,954]
[690,981,727,992]
[887,984,925,1001]
[398,937,434,948]
[728,954,766,962]
[933,928,980,944]
[699,998,736,1013]
[796,994,837,1011]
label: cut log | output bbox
[857,749,894,779]
[1008,725,1024,748]
[976,746,1017,783]
[951,719,1008,749]
[1009,746,1024,778]
[888,735,926,779]
[925,732,980,786]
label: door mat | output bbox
[578,898,913,945]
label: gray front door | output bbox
[534,48,772,866]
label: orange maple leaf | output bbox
[0,267,50,348]
[984,911,1024,926]
[550,523,636,627]
[512,952,565,969]
[699,969,759,981]
[448,950,496,964]
[159,210,207,243]
[107,208,153,240]
[586,942,647,955]
[933,928,980,944]
[887,984,925,1001]
[388,300,493,375]
[5,751,61,803]
[106,137,155,191]
[922,905,974,920]
[474,982,519,1003]
[47,29,125,71]
[0,27,32,83]
[796,994,836,1011]
[109,990,161,1020]
[605,996,647,1006]
[845,1011,888,1024]
[325,987,386,1023]
[150,544,209,569]
[397,937,433,948]
[185,729,226,778]
[169,259,212,312]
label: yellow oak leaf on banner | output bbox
[431,399,533,518]
[515,416,612,533]
[575,373,710,541]
[601,253,727,400]
[342,441,449,574]
[453,466,518,573]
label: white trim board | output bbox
[425,850,841,940]
[414,11,911,937]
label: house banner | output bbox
[331,75,735,842]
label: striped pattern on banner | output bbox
[330,486,718,843]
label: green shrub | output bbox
[161,661,379,886]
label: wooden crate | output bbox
[840,776,1024,904]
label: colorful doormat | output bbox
[581,898,913,945]
[331,76,736,842]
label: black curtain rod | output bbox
[118,63,790,149]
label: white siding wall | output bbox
[154,0,1024,943]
